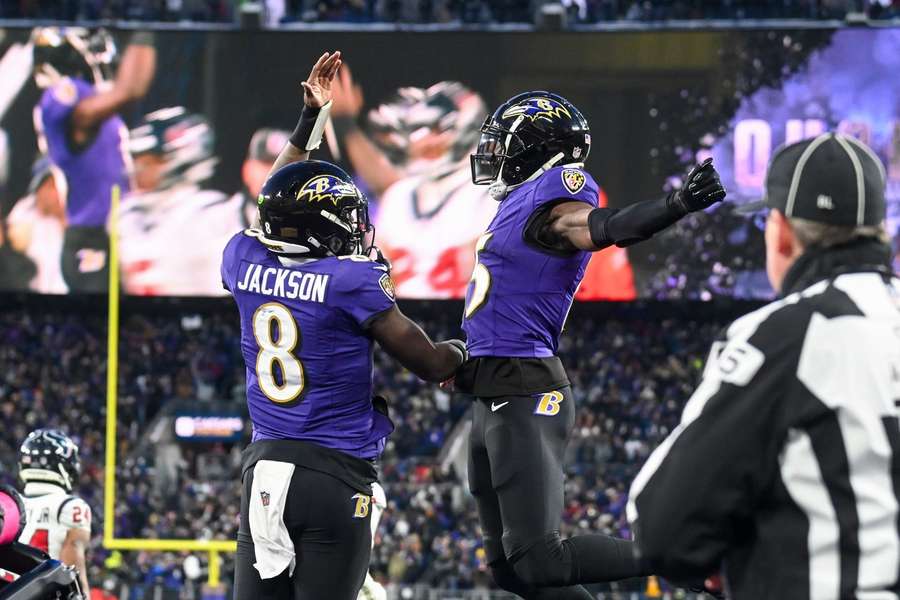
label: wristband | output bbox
[446,339,469,364]
[289,100,332,152]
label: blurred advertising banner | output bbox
[0,27,896,299]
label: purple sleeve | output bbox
[533,167,600,208]
[40,79,85,130]
[335,260,396,328]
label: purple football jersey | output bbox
[36,77,129,227]
[462,166,598,358]
[221,231,396,459]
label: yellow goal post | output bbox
[103,184,237,587]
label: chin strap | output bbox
[488,152,567,201]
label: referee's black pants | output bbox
[468,386,645,599]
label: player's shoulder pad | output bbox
[333,255,395,302]
[222,229,265,277]
[48,77,79,107]
[535,165,599,205]
[57,496,91,531]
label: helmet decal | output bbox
[19,429,80,491]
[296,175,359,207]
[501,97,572,123]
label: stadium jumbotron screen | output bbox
[0,27,897,299]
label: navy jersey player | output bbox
[459,91,726,599]
[31,27,155,292]
[225,52,466,600]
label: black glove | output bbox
[667,158,727,215]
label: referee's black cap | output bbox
[738,132,887,227]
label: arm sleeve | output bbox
[588,194,684,248]
[523,167,600,253]
[58,497,91,533]
[334,260,397,328]
[626,304,807,580]
[40,79,82,130]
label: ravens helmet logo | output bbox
[296,175,359,206]
[501,97,572,123]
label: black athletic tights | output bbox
[468,387,647,599]
[234,463,372,600]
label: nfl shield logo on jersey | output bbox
[260,491,270,507]
[561,169,586,195]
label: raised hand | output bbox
[301,51,342,108]
[669,158,727,214]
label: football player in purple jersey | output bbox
[31,27,155,292]
[224,52,466,600]
[458,91,726,599]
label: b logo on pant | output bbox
[534,391,564,416]
[352,493,371,519]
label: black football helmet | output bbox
[31,27,117,88]
[19,429,81,492]
[256,160,374,258]
[471,91,591,187]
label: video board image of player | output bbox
[231,128,291,230]
[119,107,234,296]
[709,28,900,292]
[329,72,497,298]
[5,157,67,294]
[31,27,156,293]
[119,114,290,297]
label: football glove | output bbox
[667,158,727,215]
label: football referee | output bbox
[627,132,900,600]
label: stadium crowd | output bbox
[0,299,731,596]
[1,0,896,22]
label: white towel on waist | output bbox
[248,459,296,579]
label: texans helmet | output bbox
[31,27,117,88]
[367,81,487,169]
[129,107,218,190]
[19,429,81,492]
[471,91,591,187]
[256,160,374,258]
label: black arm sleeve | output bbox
[588,193,685,248]
[523,201,580,256]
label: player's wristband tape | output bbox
[289,101,332,152]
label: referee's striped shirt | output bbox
[627,245,900,600]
